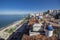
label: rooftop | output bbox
[22,14,60,40]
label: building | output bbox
[45,25,54,37]
[29,23,43,36]
[49,10,53,14]
[48,10,60,19]
[49,10,60,16]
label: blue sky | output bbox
[0,0,60,14]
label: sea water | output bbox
[0,15,26,28]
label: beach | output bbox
[0,19,23,40]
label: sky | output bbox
[0,0,60,15]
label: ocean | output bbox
[0,15,26,28]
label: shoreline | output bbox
[0,19,23,31]
[0,19,24,40]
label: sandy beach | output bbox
[0,19,23,40]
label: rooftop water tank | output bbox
[45,25,54,37]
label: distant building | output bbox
[49,10,53,14]
[49,10,60,19]
[49,10,56,16]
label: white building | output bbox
[45,25,54,37]
[29,23,43,36]
[49,10,60,16]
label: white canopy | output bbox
[33,23,43,31]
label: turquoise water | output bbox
[0,15,26,28]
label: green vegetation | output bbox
[43,10,50,15]
[54,28,60,37]
[4,14,30,33]
[4,27,16,33]
[24,14,30,20]
[54,13,60,19]
[21,14,30,24]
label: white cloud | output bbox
[0,10,43,15]
[0,11,29,15]
[0,10,39,15]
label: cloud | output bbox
[0,10,32,15]
[0,10,44,15]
